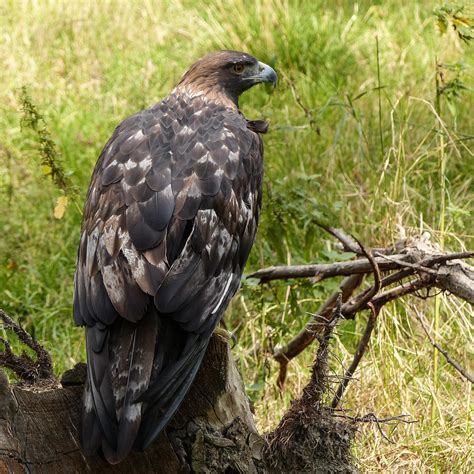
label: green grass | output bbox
[0,0,473,471]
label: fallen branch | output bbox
[340,238,382,317]
[248,255,403,283]
[253,232,473,409]
[249,249,474,303]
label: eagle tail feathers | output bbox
[82,328,118,451]
[135,334,210,450]
[80,376,104,456]
[82,305,214,463]
[82,308,158,464]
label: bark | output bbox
[0,335,357,473]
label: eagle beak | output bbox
[247,61,278,87]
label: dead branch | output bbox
[316,224,396,257]
[368,277,432,310]
[375,253,439,275]
[413,309,474,384]
[317,224,362,254]
[0,309,55,385]
[328,240,381,408]
[248,255,402,283]
[255,232,473,412]
[331,304,379,408]
[341,238,382,316]
[249,247,474,304]
[435,258,474,304]
[274,274,364,387]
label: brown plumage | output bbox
[73,50,277,464]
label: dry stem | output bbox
[0,309,55,385]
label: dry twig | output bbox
[413,309,474,384]
[316,225,362,254]
[332,412,416,443]
[340,238,382,318]
[331,303,379,408]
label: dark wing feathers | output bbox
[74,92,264,463]
[82,328,117,452]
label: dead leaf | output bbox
[54,195,69,219]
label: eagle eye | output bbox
[232,63,245,74]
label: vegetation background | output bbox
[0,0,472,471]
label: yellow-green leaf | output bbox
[54,196,69,219]
[41,165,52,175]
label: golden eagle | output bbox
[73,50,277,463]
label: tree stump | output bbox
[0,334,357,473]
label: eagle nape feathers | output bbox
[73,50,277,464]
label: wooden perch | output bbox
[0,335,268,473]
[0,316,356,473]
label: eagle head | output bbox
[176,50,277,107]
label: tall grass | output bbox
[0,1,472,471]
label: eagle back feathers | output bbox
[74,89,264,463]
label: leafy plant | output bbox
[19,86,75,218]
[434,3,474,43]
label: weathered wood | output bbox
[0,336,265,473]
[0,331,358,473]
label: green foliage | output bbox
[18,86,71,194]
[0,1,472,471]
[436,61,472,116]
[434,3,474,43]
